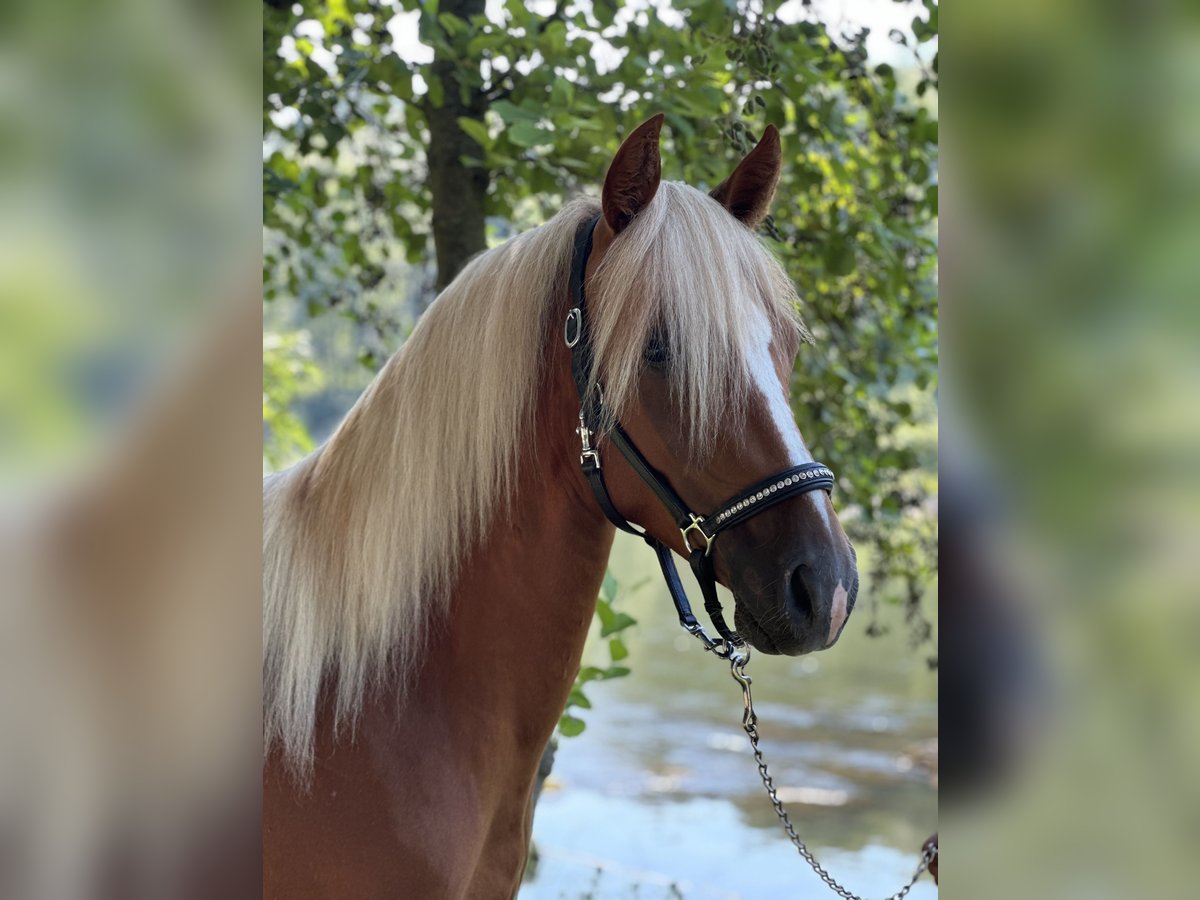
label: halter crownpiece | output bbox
[564,214,836,651]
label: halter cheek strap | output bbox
[565,214,836,652]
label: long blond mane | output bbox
[264,183,805,770]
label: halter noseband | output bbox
[565,214,836,652]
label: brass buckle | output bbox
[680,514,714,556]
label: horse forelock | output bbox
[589,181,807,456]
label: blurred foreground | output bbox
[943,0,1200,895]
[0,1,261,897]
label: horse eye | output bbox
[644,333,671,369]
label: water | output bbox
[520,534,938,900]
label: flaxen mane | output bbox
[264,183,805,770]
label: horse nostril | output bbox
[788,564,815,625]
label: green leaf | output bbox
[456,117,492,149]
[549,79,575,109]
[824,240,855,277]
[595,598,615,634]
[324,0,351,27]
[427,74,444,108]
[506,121,552,147]
[467,33,492,57]
[565,686,591,709]
[492,99,540,124]
[577,665,607,683]
[438,12,467,36]
[600,612,637,638]
[600,665,631,680]
[593,0,616,27]
[539,19,568,54]
[601,570,618,603]
[559,715,586,737]
[608,638,628,661]
[504,0,532,25]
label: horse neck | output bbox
[416,342,614,761]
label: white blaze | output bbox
[745,308,834,532]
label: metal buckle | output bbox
[680,513,715,556]
[577,409,600,469]
[564,308,582,347]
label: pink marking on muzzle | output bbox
[826,583,849,646]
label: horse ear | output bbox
[710,124,782,229]
[602,113,665,234]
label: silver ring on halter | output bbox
[727,644,751,669]
[564,308,582,347]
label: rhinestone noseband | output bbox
[712,467,833,525]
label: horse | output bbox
[263,114,859,899]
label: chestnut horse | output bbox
[263,115,859,898]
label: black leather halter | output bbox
[565,215,836,652]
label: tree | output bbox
[263,0,938,644]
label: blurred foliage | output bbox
[262,0,938,642]
[1,0,257,484]
[943,2,1200,895]
[263,330,325,470]
[0,267,98,479]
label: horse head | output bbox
[576,115,859,655]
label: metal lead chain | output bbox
[728,654,937,900]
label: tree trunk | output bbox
[425,0,489,291]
